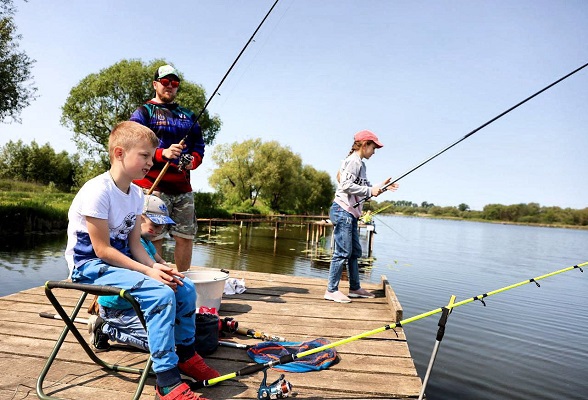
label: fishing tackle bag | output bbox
[194,312,220,355]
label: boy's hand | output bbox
[146,263,186,290]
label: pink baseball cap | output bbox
[354,130,384,148]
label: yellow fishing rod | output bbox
[190,261,586,389]
[370,203,394,216]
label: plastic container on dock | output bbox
[183,269,229,311]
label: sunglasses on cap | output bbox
[157,78,180,88]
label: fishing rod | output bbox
[371,203,393,215]
[360,204,392,224]
[149,0,281,194]
[190,261,586,389]
[40,312,286,342]
[235,326,286,342]
[39,312,257,350]
[353,61,588,207]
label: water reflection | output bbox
[189,222,377,284]
[2,217,587,400]
[0,232,69,297]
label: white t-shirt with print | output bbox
[65,171,144,276]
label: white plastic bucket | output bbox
[184,270,229,311]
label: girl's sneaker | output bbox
[348,288,375,298]
[324,290,351,303]
[155,382,209,400]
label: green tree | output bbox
[255,141,302,211]
[61,58,222,162]
[296,165,335,215]
[0,0,37,123]
[209,138,333,213]
[0,140,77,191]
[458,203,470,212]
[209,139,261,207]
[0,139,29,180]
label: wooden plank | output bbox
[382,275,403,322]
[0,269,421,399]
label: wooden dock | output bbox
[199,217,377,257]
[0,269,422,399]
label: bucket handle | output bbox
[214,269,230,281]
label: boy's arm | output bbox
[128,221,184,285]
[154,253,167,264]
[86,217,181,287]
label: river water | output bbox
[2,216,587,399]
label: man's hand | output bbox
[162,143,184,160]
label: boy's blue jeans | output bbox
[72,259,196,373]
[327,203,362,292]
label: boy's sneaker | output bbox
[348,288,375,298]
[87,314,110,352]
[324,290,351,303]
[155,382,209,400]
[178,353,220,381]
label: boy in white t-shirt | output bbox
[88,194,176,352]
[65,121,218,400]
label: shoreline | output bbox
[394,212,588,230]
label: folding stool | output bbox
[36,280,153,400]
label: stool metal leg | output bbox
[36,281,154,400]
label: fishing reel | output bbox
[177,153,194,171]
[220,316,238,333]
[257,369,293,399]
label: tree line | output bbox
[0,138,335,215]
[366,200,588,227]
[2,138,587,227]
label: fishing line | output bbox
[149,0,281,194]
[353,61,588,207]
[363,203,407,239]
[190,261,586,389]
[215,0,293,112]
[373,215,407,241]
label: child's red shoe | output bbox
[178,353,220,381]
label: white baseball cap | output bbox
[143,195,175,225]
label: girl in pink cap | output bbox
[324,130,398,303]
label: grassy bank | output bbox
[0,180,73,235]
[401,212,588,231]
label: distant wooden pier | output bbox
[0,269,422,399]
[199,214,377,257]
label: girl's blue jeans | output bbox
[327,203,362,292]
[72,259,196,373]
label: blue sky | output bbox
[3,0,587,211]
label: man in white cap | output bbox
[131,64,205,272]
